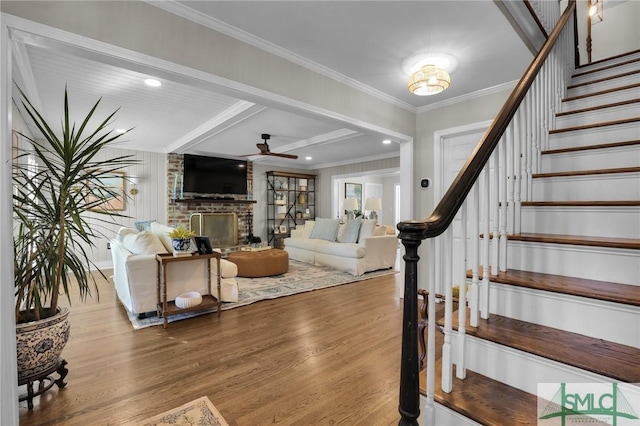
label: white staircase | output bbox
[425,50,640,426]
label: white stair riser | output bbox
[575,52,640,74]
[419,397,482,426]
[485,282,640,347]
[562,87,640,111]
[556,102,640,128]
[567,73,640,97]
[549,122,640,149]
[520,206,640,238]
[532,173,640,201]
[505,241,640,285]
[541,144,640,173]
[572,60,640,85]
[452,334,626,396]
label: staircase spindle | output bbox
[491,148,500,276]
[481,166,491,319]
[500,131,509,272]
[457,200,468,379]
[470,183,481,328]
[441,228,453,392]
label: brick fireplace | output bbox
[166,153,255,246]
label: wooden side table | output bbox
[156,252,222,328]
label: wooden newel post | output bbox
[398,223,423,426]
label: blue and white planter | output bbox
[172,238,191,253]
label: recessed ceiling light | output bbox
[144,78,162,87]
[305,156,312,161]
[116,128,127,134]
[383,139,392,144]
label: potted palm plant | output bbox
[13,86,137,390]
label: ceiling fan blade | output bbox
[266,152,299,159]
[256,143,269,153]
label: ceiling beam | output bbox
[166,101,267,153]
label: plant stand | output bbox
[19,358,68,410]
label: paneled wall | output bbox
[84,148,167,269]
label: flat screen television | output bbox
[183,154,248,195]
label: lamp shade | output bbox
[364,197,382,211]
[408,65,450,96]
[343,198,358,211]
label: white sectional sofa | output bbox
[284,218,397,276]
[110,222,239,316]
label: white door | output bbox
[434,121,491,293]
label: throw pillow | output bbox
[301,220,315,239]
[134,219,156,232]
[338,217,362,243]
[357,219,378,246]
[150,222,175,252]
[116,227,137,243]
[309,218,340,242]
[122,231,168,255]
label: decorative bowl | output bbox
[175,291,202,309]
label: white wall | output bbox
[414,89,511,289]
[576,0,639,64]
[315,156,400,218]
[591,1,640,62]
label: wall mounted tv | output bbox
[183,154,248,195]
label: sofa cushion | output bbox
[357,219,378,246]
[314,240,365,258]
[150,222,175,252]
[301,220,315,238]
[309,218,340,242]
[337,217,362,243]
[285,236,321,251]
[122,230,168,255]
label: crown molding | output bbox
[416,80,518,114]
[147,0,416,113]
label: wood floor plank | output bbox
[18,271,407,425]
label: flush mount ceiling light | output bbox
[382,139,392,145]
[144,78,162,87]
[408,65,451,96]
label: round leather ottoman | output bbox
[227,249,289,278]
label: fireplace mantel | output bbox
[174,198,257,204]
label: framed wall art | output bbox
[88,171,126,211]
[344,182,362,211]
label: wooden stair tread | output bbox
[563,82,640,102]
[556,99,640,117]
[533,166,640,178]
[508,232,640,249]
[550,116,640,134]
[573,56,640,78]
[541,139,640,155]
[419,330,538,425]
[568,69,640,89]
[522,200,640,207]
[443,314,640,383]
[466,268,640,306]
[575,49,640,72]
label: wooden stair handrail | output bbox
[396,2,576,425]
[397,0,576,242]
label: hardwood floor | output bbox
[18,270,405,426]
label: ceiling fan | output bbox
[248,133,298,160]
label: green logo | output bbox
[538,383,640,425]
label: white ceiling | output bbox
[12,1,533,169]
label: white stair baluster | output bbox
[441,227,453,393]
[470,183,480,328]
[457,200,468,379]
[481,166,491,320]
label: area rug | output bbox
[128,260,397,329]
[139,396,228,426]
